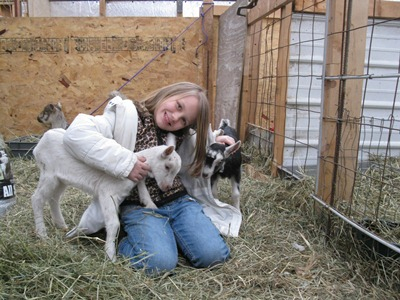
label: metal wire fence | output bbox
[241,0,400,255]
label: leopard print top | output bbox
[121,103,187,207]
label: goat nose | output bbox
[160,184,171,192]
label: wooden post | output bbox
[336,1,369,202]
[13,0,20,17]
[317,0,368,204]
[271,3,292,177]
[248,0,293,25]
[202,0,215,114]
[99,0,106,17]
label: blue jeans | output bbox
[118,195,230,275]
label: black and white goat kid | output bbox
[203,119,242,210]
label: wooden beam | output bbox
[368,0,400,19]
[247,21,262,133]
[271,3,291,177]
[317,0,346,205]
[99,0,106,17]
[248,0,294,25]
[294,0,326,14]
[336,0,369,202]
[213,5,230,16]
[317,0,369,204]
[202,0,215,108]
[294,0,400,19]
[13,0,20,17]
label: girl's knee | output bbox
[145,252,178,274]
[190,242,230,268]
[118,237,178,275]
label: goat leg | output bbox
[99,194,121,262]
[230,177,240,210]
[48,182,68,230]
[137,180,158,209]
[31,176,66,238]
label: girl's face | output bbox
[154,94,199,132]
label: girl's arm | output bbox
[63,100,138,179]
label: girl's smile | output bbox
[154,95,199,131]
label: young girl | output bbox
[63,82,240,275]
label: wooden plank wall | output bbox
[239,0,292,140]
[0,17,203,140]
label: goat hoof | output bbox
[106,250,117,262]
[56,225,68,231]
[35,230,49,239]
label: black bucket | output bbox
[0,145,16,216]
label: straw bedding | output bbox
[0,145,399,299]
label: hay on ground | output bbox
[0,145,399,299]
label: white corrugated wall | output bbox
[285,13,400,172]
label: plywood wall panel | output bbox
[0,17,203,140]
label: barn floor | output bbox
[0,153,399,299]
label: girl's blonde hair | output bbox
[142,82,210,177]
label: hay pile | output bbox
[346,155,400,245]
[1,147,399,299]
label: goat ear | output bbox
[48,104,56,111]
[224,140,241,157]
[57,102,63,109]
[207,123,214,145]
[162,145,175,157]
[213,129,224,137]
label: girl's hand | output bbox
[128,156,151,182]
[216,135,235,145]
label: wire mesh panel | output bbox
[339,15,400,252]
[285,12,324,176]
[243,3,326,177]
[241,0,400,255]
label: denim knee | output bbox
[118,237,178,275]
[144,250,178,274]
[189,240,230,268]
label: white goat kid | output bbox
[31,128,181,261]
[37,102,68,129]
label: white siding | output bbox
[285,13,400,172]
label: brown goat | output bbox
[37,102,68,129]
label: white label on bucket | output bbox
[3,184,14,197]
